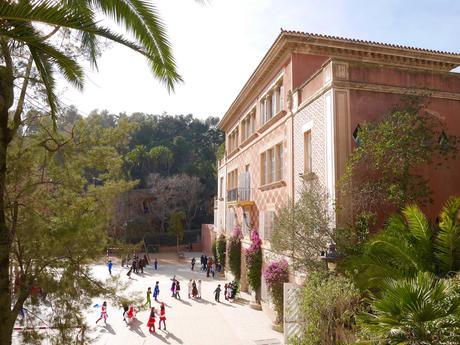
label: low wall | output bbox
[201,224,215,256]
[157,243,202,253]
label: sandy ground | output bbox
[85,252,283,345]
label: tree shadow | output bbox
[128,318,146,338]
[164,330,184,344]
[219,301,236,308]
[230,297,249,306]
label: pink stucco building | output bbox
[213,30,460,319]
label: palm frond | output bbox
[89,0,182,90]
[435,196,460,274]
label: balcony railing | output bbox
[227,188,238,202]
[227,187,253,203]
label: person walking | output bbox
[127,263,133,278]
[175,281,181,300]
[192,280,198,298]
[191,257,196,270]
[188,279,192,298]
[211,263,215,278]
[171,279,176,298]
[200,254,204,270]
[147,307,156,333]
[203,255,208,270]
[122,303,129,324]
[154,258,158,270]
[214,284,221,303]
[107,260,113,275]
[96,301,108,324]
[158,302,166,330]
[197,280,202,299]
[153,281,160,302]
[145,287,152,308]
[224,283,228,301]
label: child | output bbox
[175,281,181,300]
[214,284,221,302]
[122,303,129,324]
[170,278,176,297]
[145,287,152,308]
[224,283,228,301]
[197,280,202,299]
[158,302,166,330]
[191,257,196,270]
[192,280,198,298]
[96,301,108,324]
[126,305,137,323]
[211,264,215,278]
[107,260,113,275]
[154,258,158,270]
[153,282,160,302]
[147,307,156,333]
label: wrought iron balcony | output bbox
[227,187,254,205]
[227,188,238,202]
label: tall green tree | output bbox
[0,1,181,343]
[6,114,135,344]
[168,211,185,253]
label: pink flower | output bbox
[263,259,289,290]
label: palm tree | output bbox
[351,197,460,291]
[352,197,460,343]
[359,272,460,344]
[0,1,181,343]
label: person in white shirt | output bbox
[197,280,202,299]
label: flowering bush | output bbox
[228,225,242,280]
[263,259,289,323]
[246,229,262,299]
[216,234,226,268]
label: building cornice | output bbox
[219,31,460,131]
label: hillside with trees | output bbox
[63,107,224,242]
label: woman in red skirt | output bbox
[147,307,157,333]
[158,302,167,330]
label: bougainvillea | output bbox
[216,234,226,268]
[228,225,243,280]
[246,229,262,299]
[263,259,289,323]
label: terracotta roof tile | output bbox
[280,29,460,56]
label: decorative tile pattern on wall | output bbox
[293,95,327,196]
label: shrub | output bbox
[211,237,217,261]
[228,225,243,280]
[263,259,289,324]
[216,234,226,268]
[297,271,362,345]
[246,229,262,299]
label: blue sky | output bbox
[61,0,460,119]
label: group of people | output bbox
[125,254,150,276]
[194,254,222,278]
[96,252,239,336]
[187,279,202,298]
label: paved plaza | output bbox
[87,253,283,345]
